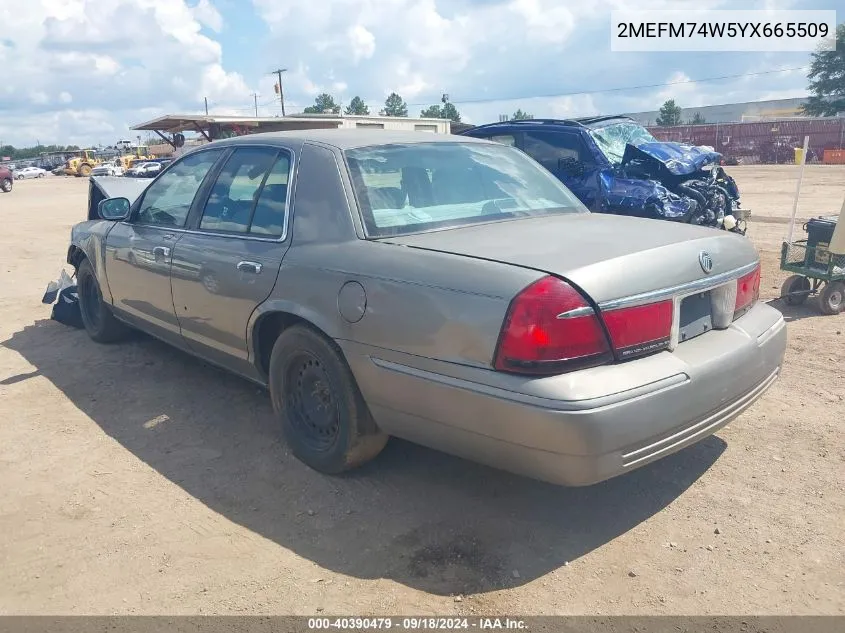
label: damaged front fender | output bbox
[598,171,697,221]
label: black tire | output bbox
[76,258,130,343]
[781,274,811,305]
[819,282,844,316]
[0,178,11,193]
[269,325,387,474]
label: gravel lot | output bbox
[1,167,843,616]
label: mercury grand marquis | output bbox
[68,129,787,486]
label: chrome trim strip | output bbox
[556,306,594,319]
[598,260,759,312]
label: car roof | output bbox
[461,115,637,134]
[208,129,493,150]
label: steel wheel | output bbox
[285,351,340,453]
[269,325,388,474]
[819,282,844,316]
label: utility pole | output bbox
[252,93,259,117]
[204,97,209,115]
[271,68,287,116]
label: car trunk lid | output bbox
[386,213,760,360]
[384,213,757,304]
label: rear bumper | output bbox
[345,302,787,486]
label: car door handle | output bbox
[237,261,262,274]
[152,246,171,258]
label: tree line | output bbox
[0,143,80,161]
[302,92,535,124]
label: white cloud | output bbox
[0,0,815,145]
[0,0,250,146]
[251,0,808,122]
[192,0,224,32]
[348,24,376,62]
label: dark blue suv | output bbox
[460,116,748,234]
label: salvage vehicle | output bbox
[90,163,125,177]
[15,166,48,179]
[68,130,786,486]
[0,164,13,193]
[125,160,163,178]
[461,116,750,234]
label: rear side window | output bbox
[249,153,291,237]
[200,147,278,234]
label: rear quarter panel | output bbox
[264,239,542,368]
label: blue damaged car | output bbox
[460,115,749,235]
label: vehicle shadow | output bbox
[2,319,726,597]
[768,298,826,323]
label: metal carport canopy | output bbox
[131,114,343,137]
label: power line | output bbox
[207,65,809,116]
[404,66,810,107]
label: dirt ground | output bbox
[0,167,843,616]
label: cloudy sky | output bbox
[0,0,836,147]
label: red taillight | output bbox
[602,300,674,360]
[734,264,761,318]
[494,276,611,375]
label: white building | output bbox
[132,113,451,154]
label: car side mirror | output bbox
[98,197,131,220]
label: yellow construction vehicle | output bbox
[113,140,155,171]
[63,149,103,177]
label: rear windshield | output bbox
[344,141,586,237]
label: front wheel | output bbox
[76,259,130,343]
[78,164,92,177]
[819,282,844,316]
[269,325,387,474]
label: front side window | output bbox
[136,149,224,227]
[345,141,586,238]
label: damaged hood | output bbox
[621,142,722,176]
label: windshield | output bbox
[345,141,586,238]
[588,122,657,165]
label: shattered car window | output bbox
[589,123,657,165]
